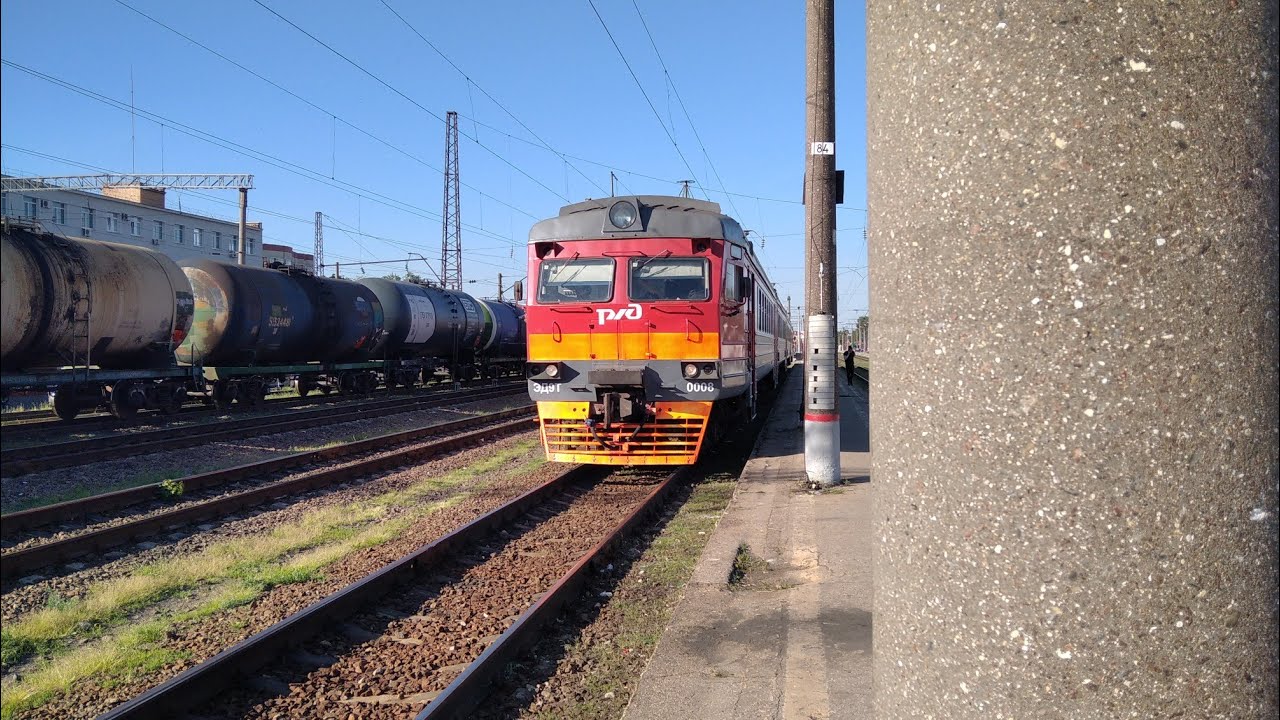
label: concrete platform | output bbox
[625,371,873,720]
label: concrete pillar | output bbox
[868,3,1277,717]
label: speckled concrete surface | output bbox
[867,2,1278,717]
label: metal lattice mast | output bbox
[441,111,462,290]
[314,212,324,275]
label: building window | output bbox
[82,207,95,231]
[153,221,164,245]
[192,228,203,247]
[24,196,37,218]
[247,238,255,255]
[105,213,118,233]
[130,216,141,236]
[174,224,184,244]
[213,231,221,249]
[52,202,66,224]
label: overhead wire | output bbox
[110,0,539,223]
[376,0,608,197]
[585,0,708,199]
[250,0,570,204]
[629,0,742,220]
[0,59,526,250]
[4,144,448,269]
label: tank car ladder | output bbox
[70,267,93,382]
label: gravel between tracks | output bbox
[3,432,558,720]
[0,410,533,559]
[225,471,663,719]
[0,393,530,513]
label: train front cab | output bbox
[526,234,760,465]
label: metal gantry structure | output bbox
[0,174,253,191]
[0,173,255,265]
[441,111,463,291]
[314,211,324,276]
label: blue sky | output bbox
[1,0,867,326]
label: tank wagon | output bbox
[525,195,794,465]
[1,227,196,418]
[358,278,525,384]
[0,227,527,419]
[180,260,387,406]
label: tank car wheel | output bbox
[295,377,314,398]
[53,385,81,421]
[160,385,186,415]
[108,383,140,419]
[243,381,266,406]
[212,381,235,411]
[338,373,357,395]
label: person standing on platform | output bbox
[843,345,856,385]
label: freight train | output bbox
[524,195,794,465]
[0,227,525,419]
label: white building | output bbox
[0,178,263,264]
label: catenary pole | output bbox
[803,0,839,487]
[237,186,248,265]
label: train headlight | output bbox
[608,200,638,229]
[545,364,560,379]
[526,363,544,379]
[683,363,700,379]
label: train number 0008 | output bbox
[684,381,716,393]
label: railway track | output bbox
[0,379,521,441]
[0,406,538,583]
[96,463,682,720]
[0,383,525,476]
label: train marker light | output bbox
[545,364,560,379]
[683,363,700,379]
[608,201,638,229]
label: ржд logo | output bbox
[596,303,643,325]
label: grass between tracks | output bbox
[0,438,542,719]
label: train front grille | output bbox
[540,415,707,465]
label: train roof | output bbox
[528,195,746,245]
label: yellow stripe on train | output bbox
[536,400,712,465]
[528,332,721,361]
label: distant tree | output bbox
[382,273,403,281]
[403,270,426,284]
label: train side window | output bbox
[724,263,748,303]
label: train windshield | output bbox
[537,258,615,303]
[628,257,710,301]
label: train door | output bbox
[745,273,757,420]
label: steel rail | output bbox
[1,405,533,537]
[419,467,686,718]
[0,384,522,476]
[96,463,608,720]
[0,411,537,583]
[0,379,517,432]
